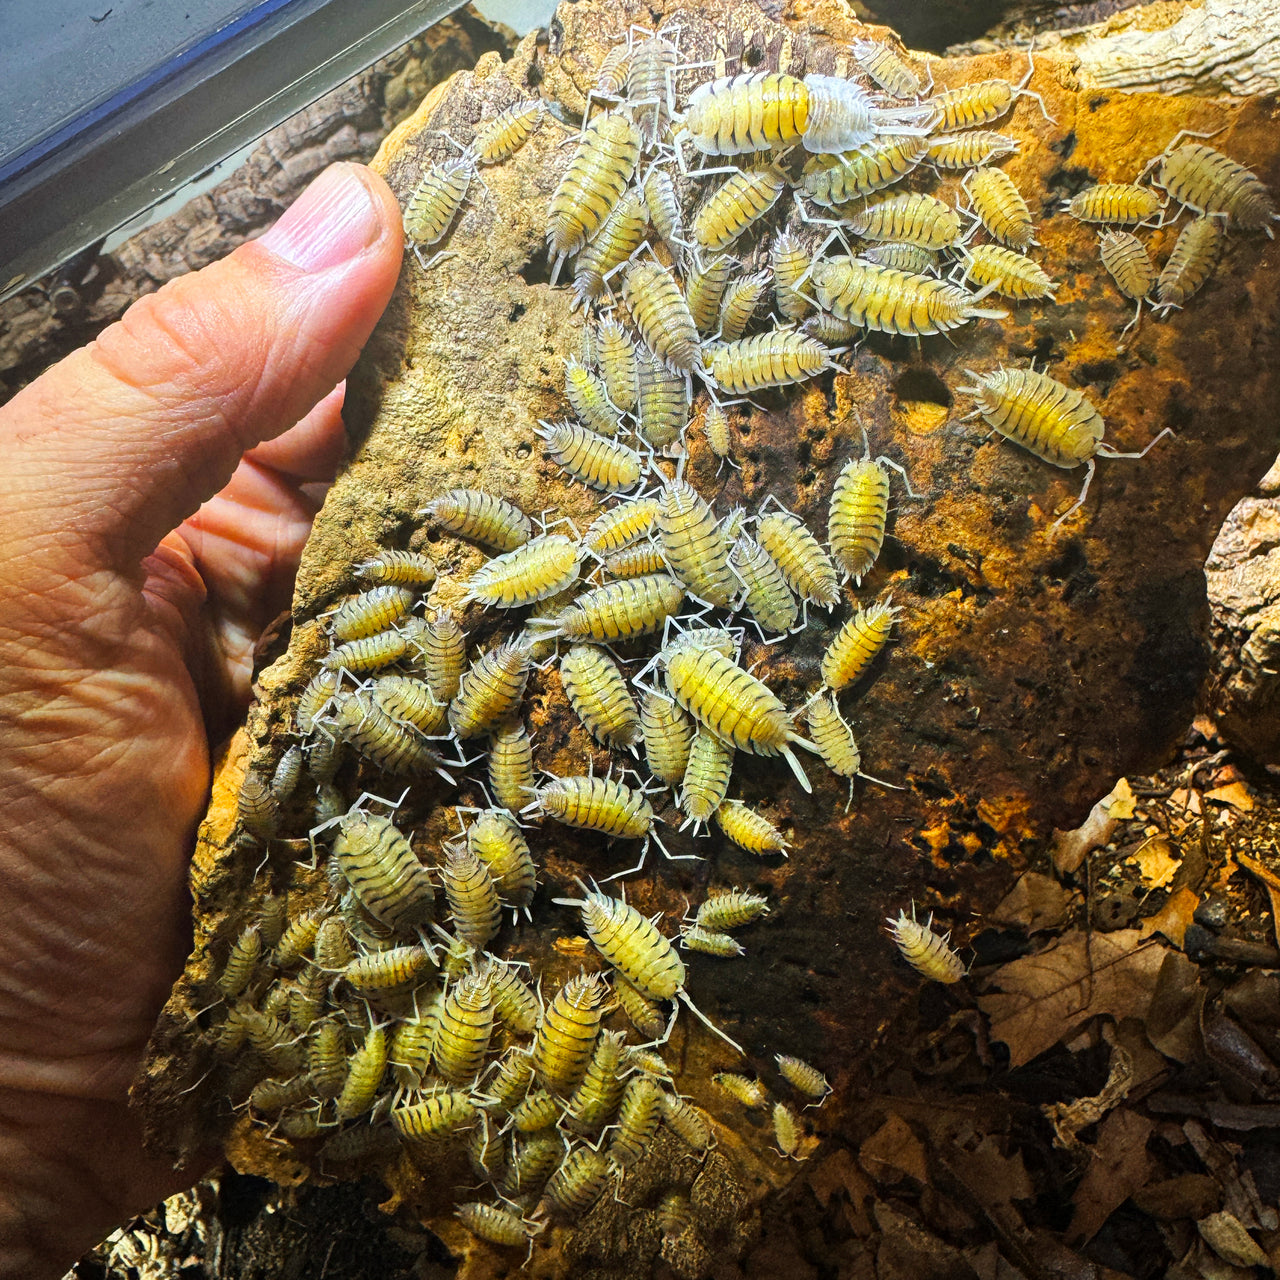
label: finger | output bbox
[242,381,348,482]
[0,163,402,581]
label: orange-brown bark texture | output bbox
[136,1,1280,1274]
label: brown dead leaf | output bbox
[1051,779,1135,876]
[1237,851,1280,952]
[806,1148,875,1235]
[978,929,1168,1067]
[1132,835,1180,889]
[990,871,1077,934]
[1067,1107,1153,1245]
[1205,781,1254,811]
[1146,950,1206,1064]
[1139,887,1201,948]
[859,1113,929,1187]
[947,1134,1034,1210]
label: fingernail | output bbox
[261,164,382,271]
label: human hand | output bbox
[0,162,403,1279]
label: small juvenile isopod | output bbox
[927,55,1050,132]
[772,232,814,323]
[531,775,656,846]
[680,925,745,957]
[614,973,667,1039]
[342,944,432,994]
[772,1101,805,1158]
[560,645,642,750]
[756,508,840,608]
[217,924,262,999]
[297,668,342,734]
[422,489,532,552]
[273,906,327,969]
[322,631,409,676]
[805,691,864,807]
[660,1093,712,1152]
[448,639,533,739]
[697,888,770,931]
[403,158,473,267]
[597,317,639,412]
[604,541,669,579]
[440,845,503,949]
[456,1201,534,1248]
[850,36,922,98]
[537,419,643,491]
[1098,229,1155,332]
[547,111,642,279]
[635,346,690,449]
[356,549,438,589]
[564,357,622,437]
[238,770,279,842]
[623,260,701,373]
[776,1054,830,1100]
[827,442,897,584]
[693,163,788,253]
[680,725,735,831]
[966,167,1036,248]
[717,272,772,342]
[1066,182,1161,226]
[887,906,967,982]
[687,254,736,336]
[714,798,790,856]
[857,241,939,274]
[712,1072,768,1108]
[472,99,543,165]
[702,400,734,466]
[821,601,898,690]
[927,130,1019,171]
[1155,215,1223,312]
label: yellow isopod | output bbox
[560,644,642,750]
[799,134,929,208]
[472,99,543,165]
[927,130,1019,170]
[850,36,922,98]
[357,549,437,589]
[604,541,669,579]
[547,111,642,279]
[421,488,532,552]
[731,534,798,634]
[821,601,898,690]
[712,1072,767,1107]
[614,972,667,1039]
[858,241,939,274]
[572,188,649,308]
[332,810,436,934]
[370,673,448,736]
[608,1075,663,1168]
[336,1024,388,1121]
[597,317,639,412]
[308,1020,347,1099]
[296,668,342,734]
[531,971,609,1093]
[663,644,816,791]
[845,192,963,250]
[273,906,328,968]
[1098,229,1155,332]
[623,260,701,373]
[488,717,536,815]
[773,1101,805,1158]
[448,639,533,739]
[564,357,622,438]
[537,419,643,491]
[321,629,409,676]
[776,1054,830,1100]
[535,573,685,643]
[887,906,967,982]
[391,1089,478,1144]
[687,254,736,336]
[811,258,1008,337]
[563,1028,627,1135]
[697,888,769,931]
[828,445,894,585]
[434,967,496,1079]
[422,608,467,705]
[467,808,536,915]
[966,167,1036,248]
[331,585,416,643]
[959,244,1058,302]
[237,769,279,842]
[217,923,262,998]
[532,774,655,842]
[403,158,473,267]
[680,725,735,830]
[488,960,539,1034]
[635,347,689,450]
[456,1202,533,1249]
[681,924,745,956]
[540,1148,611,1220]
[333,690,447,778]
[693,163,788,253]
[643,165,686,257]
[927,56,1050,132]
[1157,140,1277,234]
[441,844,503,950]
[640,691,695,788]
[772,232,813,323]
[706,329,836,395]
[714,798,789,856]
[756,508,840,608]
[342,944,432,993]
[657,480,735,608]
[1066,182,1161,226]
[717,271,772,342]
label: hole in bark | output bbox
[1045,164,1094,201]
[1075,359,1120,393]
[509,302,526,322]
[515,442,532,459]
[892,367,953,409]
[519,245,553,287]
[742,44,764,67]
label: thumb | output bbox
[0,162,403,579]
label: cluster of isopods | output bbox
[207,11,1275,1256]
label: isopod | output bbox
[441,845,503,949]
[356,549,438,589]
[1155,215,1223,312]
[392,1089,478,1144]
[828,444,895,584]
[297,668,342,734]
[680,925,744,956]
[535,573,685,643]
[1157,140,1277,234]
[628,33,679,149]
[714,797,790,856]
[614,973,667,1039]
[333,690,447,778]
[560,644,642,750]
[608,1075,663,1167]
[537,419,643,491]
[655,480,735,608]
[658,1188,694,1240]
[1067,182,1161,226]
[846,192,962,250]
[634,347,689,450]
[532,971,609,1093]
[217,924,262,999]
[422,608,467,704]
[273,906,328,969]
[547,111,642,278]
[331,585,416,644]
[805,691,864,806]
[687,254,736,336]
[693,163,788,253]
[799,134,929,208]
[623,260,701,372]
[957,364,1169,521]
[308,1020,348,1099]
[772,233,813,323]
[680,725,735,830]
[472,99,543,165]
[643,165,686,257]
[858,241,939,274]
[422,489,532,553]
[331,810,436,934]
[467,808,537,914]
[464,534,581,610]
[531,774,655,843]
[336,1024,388,1121]
[541,1148,611,1219]
[660,1093,712,1152]
[564,357,622,437]
[597,317,639,412]
[573,189,649,307]
[456,1201,533,1248]
[371,673,448,737]
[821,601,897,690]
[773,1101,804,1158]
[434,967,496,1078]
[238,770,279,842]
[563,1029,627,1135]
[887,906,967,982]
[596,43,631,98]
[697,888,770,931]
[713,1072,767,1107]
[776,1054,830,1100]
[640,691,695,788]
[322,631,409,676]
[928,55,1049,132]
[1099,229,1155,331]
[706,329,836,395]
[448,639,533,739]
[489,717,536,815]
[811,257,1008,337]
[403,158,472,265]
[927,130,1019,170]
[850,36,922,98]
[604,541,669,579]
[756,508,839,607]
[342,944,432,994]
[959,244,1057,301]
[702,400,734,464]
[966,167,1036,248]
[489,961,540,1035]
[717,271,772,342]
